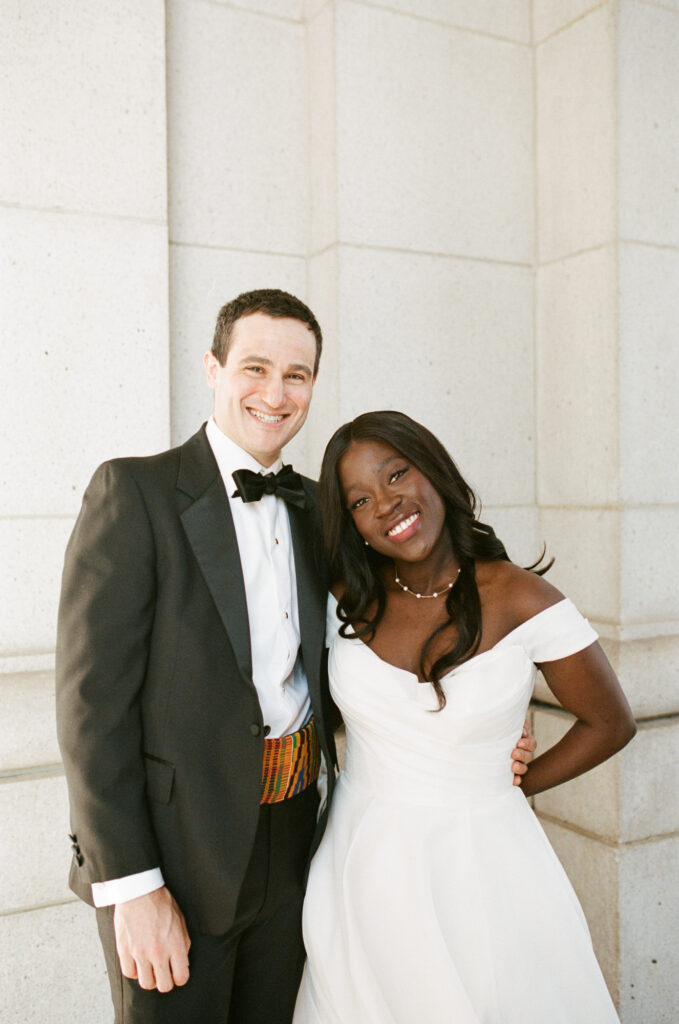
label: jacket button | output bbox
[250,723,262,737]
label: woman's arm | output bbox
[520,641,636,798]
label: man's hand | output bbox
[114,886,191,992]
[511,718,537,786]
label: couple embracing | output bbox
[56,289,635,1023]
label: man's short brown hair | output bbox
[211,289,323,375]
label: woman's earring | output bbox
[364,540,369,546]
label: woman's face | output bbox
[338,439,449,565]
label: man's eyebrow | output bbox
[237,355,313,374]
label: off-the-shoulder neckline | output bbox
[334,597,572,682]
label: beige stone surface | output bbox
[0,774,71,913]
[308,2,338,254]
[334,245,534,506]
[0,901,110,1024]
[0,672,59,771]
[335,3,534,261]
[217,0,304,19]
[609,634,679,720]
[532,711,677,844]
[306,247,341,475]
[536,246,619,507]
[536,4,616,261]
[0,517,75,656]
[169,244,306,447]
[166,0,308,252]
[533,0,604,43]
[539,508,620,622]
[619,834,679,1023]
[618,1,679,248]
[619,243,679,505]
[0,207,170,517]
[621,507,679,624]
[350,0,531,42]
[483,506,541,568]
[0,0,167,219]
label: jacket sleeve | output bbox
[55,459,161,887]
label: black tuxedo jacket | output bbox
[55,425,337,935]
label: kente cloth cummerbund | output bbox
[260,717,321,805]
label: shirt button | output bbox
[274,537,279,544]
[263,725,271,737]
[250,723,262,737]
[284,611,289,619]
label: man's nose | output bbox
[261,377,285,408]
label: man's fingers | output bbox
[117,948,138,981]
[512,759,528,775]
[136,959,158,991]
[170,948,191,987]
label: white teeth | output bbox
[388,512,419,537]
[248,409,285,424]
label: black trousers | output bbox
[96,784,320,1024]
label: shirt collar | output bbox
[206,416,284,489]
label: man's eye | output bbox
[245,365,265,373]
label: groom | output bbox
[56,288,534,1024]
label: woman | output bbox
[293,411,635,1024]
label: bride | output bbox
[293,410,635,1024]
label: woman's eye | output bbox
[389,467,408,483]
[349,497,367,511]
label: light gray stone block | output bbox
[169,244,306,447]
[0,0,167,219]
[536,247,619,507]
[0,517,75,656]
[619,1,679,248]
[334,245,534,506]
[0,774,71,913]
[351,0,531,43]
[308,1,338,254]
[536,4,616,261]
[619,834,679,1024]
[538,508,620,622]
[621,507,679,624]
[166,0,308,253]
[0,207,170,517]
[620,243,679,505]
[533,0,604,43]
[0,672,59,771]
[335,3,534,262]
[0,901,110,1024]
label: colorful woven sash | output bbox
[260,717,321,805]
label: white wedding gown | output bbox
[293,598,620,1024]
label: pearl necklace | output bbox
[393,565,461,599]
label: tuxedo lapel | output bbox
[288,492,326,713]
[178,427,253,684]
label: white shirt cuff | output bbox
[91,867,165,907]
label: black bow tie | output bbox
[232,465,307,509]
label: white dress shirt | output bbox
[91,418,311,907]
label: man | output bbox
[56,288,534,1023]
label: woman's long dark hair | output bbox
[319,410,550,710]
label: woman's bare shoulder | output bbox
[477,559,565,630]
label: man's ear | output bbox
[204,350,218,388]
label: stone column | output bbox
[533,2,679,1019]
[305,0,539,563]
[0,2,169,1019]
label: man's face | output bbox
[204,312,317,467]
